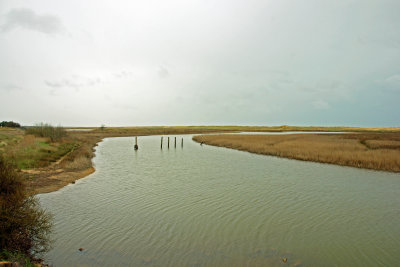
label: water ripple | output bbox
[39,135,400,267]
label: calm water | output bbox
[39,135,400,266]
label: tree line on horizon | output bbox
[0,121,21,128]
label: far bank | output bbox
[193,132,400,172]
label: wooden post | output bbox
[174,137,176,148]
[161,136,163,149]
[168,137,170,149]
[181,138,183,148]
[134,136,138,150]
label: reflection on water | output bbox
[39,135,400,266]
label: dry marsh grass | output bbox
[193,133,400,172]
[59,134,101,171]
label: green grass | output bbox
[15,141,77,169]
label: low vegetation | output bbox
[0,250,37,267]
[7,136,77,169]
[1,125,77,170]
[0,156,53,264]
[25,123,66,142]
[0,128,24,153]
[193,133,400,172]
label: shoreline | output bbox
[23,133,103,195]
[17,127,400,194]
[29,167,96,195]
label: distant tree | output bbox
[0,156,53,260]
[100,124,105,131]
[0,121,21,128]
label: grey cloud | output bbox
[113,71,132,79]
[1,83,23,92]
[385,74,400,84]
[312,100,330,110]
[157,66,169,79]
[45,81,64,88]
[357,33,400,49]
[377,74,400,92]
[45,70,134,95]
[1,8,66,35]
[45,75,102,92]
[48,88,58,96]
[112,102,137,110]
[300,80,343,94]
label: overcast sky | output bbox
[0,0,399,127]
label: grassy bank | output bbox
[0,128,78,170]
[0,127,96,194]
[193,133,400,172]
[2,126,400,194]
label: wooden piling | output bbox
[181,138,183,148]
[174,137,176,148]
[168,137,170,149]
[161,136,163,149]
[134,136,138,150]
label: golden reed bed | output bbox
[193,133,400,172]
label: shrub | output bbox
[0,156,53,260]
[25,123,66,142]
[0,250,36,266]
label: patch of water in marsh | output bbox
[39,135,400,266]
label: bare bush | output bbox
[25,123,66,142]
[0,156,53,259]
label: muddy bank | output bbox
[24,167,95,194]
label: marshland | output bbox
[2,0,400,266]
[193,132,400,172]
[2,125,399,194]
[1,124,400,266]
